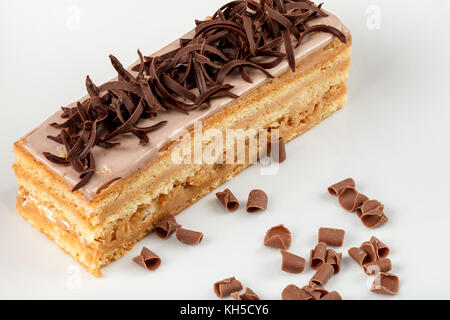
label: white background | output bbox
[1,0,449,300]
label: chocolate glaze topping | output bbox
[23,1,350,199]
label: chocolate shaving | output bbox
[247,189,268,213]
[357,200,389,229]
[320,291,343,300]
[370,236,390,259]
[302,283,329,300]
[132,247,162,271]
[348,247,370,266]
[176,228,203,245]
[363,258,392,276]
[310,263,334,286]
[338,187,369,212]
[44,0,346,190]
[264,225,291,250]
[280,250,306,274]
[328,178,355,196]
[154,215,181,239]
[282,284,313,301]
[310,242,327,269]
[325,249,342,274]
[214,277,243,298]
[348,238,383,266]
[318,227,345,247]
[371,273,399,295]
[232,288,260,300]
[216,189,240,212]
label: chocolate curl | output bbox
[357,200,388,229]
[232,288,260,301]
[214,277,243,298]
[280,250,306,274]
[370,236,390,259]
[310,242,327,269]
[363,258,392,276]
[371,273,399,295]
[132,247,161,271]
[301,283,329,300]
[325,249,342,274]
[264,225,292,250]
[310,263,335,286]
[339,187,369,212]
[272,137,287,163]
[175,228,203,245]
[348,247,369,266]
[216,189,240,212]
[246,189,268,213]
[328,178,355,196]
[154,215,180,239]
[318,227,345,247]
[282,285,313,301]
[320,291,343,300]
[360,241,378,264]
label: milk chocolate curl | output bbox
[360,241,377,264]
[318,227,345,247]
[154,215,180,239]
[302,283,329,300]
[132,247,161,271]
[216,189,240,212]
[273,137,287,163]
[361,211,389,229]
[310,242,327,269]
[214,277,243,298]
[356,200,383,218]
[326,249,342,274]
[176,228,203,245]
[246,189,268,213]
[328,178,355,196]
[348,247,369,266]
[357,200,388,228]
[371,273,399,295]
[370,236,390,259]
[310,263,335,286]
[339,187,368,212]
[281,250,306,274]
[320,291,343,300]
[232,288,260,300]
[363,258,392,275]
[282,285,313,300]
[264,225,291,250]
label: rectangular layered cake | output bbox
[13,0,351,276]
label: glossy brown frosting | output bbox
[22,14,350,200]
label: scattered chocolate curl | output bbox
[264,224,292,250]
[154,215,180,239]
[328,178,355,196]
[214,277,243,298]
[318,227,345,247]
[310,242,327,269]
[247,189,268,213]
[280,250,306,274]
[371,273,399,295]
[216,189,240,212]
[231,288,260,300]
[339,187,369,212]
[132,247,162,271]
[176,228,203,245]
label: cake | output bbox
[13,0,351,276]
